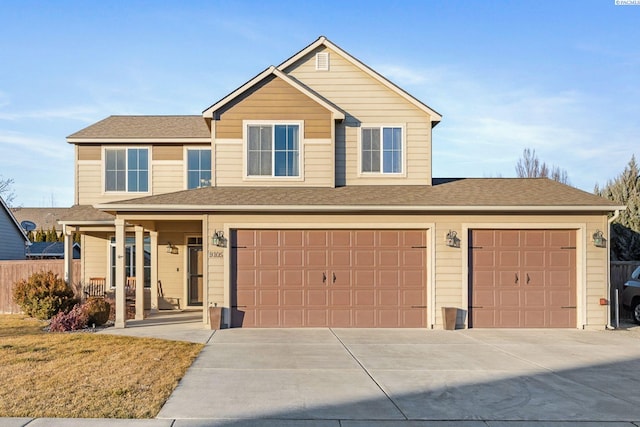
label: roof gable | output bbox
[0,197,29,243]
[278,36,442,124]
[202,66,345,120]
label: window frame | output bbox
[185,147,212,189]
[242,120,304,181]
[103,146,151,194]
[358,124,406,177]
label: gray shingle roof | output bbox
[67,116,210,140]
[97,179,621,212]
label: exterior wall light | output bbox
[446,230,460,248]
[166,242,178,254]
[212,230,227,248]
[593,230,607,248]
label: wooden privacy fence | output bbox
[611,261,640,321]
[0,259,81,314]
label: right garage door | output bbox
[469,229,576,328]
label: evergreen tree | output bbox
[35,228,45,242]
[595,155,640,260]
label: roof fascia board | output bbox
[1,197,29,242]
[96,204,626,213]
[202,66,345,120]
[67,138,211,144]
[277,37,442,122]
[58,220,115,226]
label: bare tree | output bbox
[0,175,16,206]
[515,148,570,185]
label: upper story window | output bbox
[361,126,403,174]
[247,124,299,177]
[105,148,148,192]
[187,149,212,189]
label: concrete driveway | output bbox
[158,328,640,425]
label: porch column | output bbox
[62,225,73,285]
[135,225,145,320]
[150,230,159,313]
[114,218,127,328]
[202,215,209,326]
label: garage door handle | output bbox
[526,274,530,284]
[322,272,327,283]
[333,273,336,283]
[515,273,519,284]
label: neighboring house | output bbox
[60,36,624,329]
[26,242,80,259]
[0,196,29,260]
[11,207,69,234]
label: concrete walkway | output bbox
[7,327,640,426]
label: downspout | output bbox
[606,209,621,329]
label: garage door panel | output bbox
[499,251,520,267]
[283,310,303,326]
[283,250,303,266]
[498,289,520,307]
[330,310,351,327]
[470,229,576,328]
[282,270,303,287]
[233,229,426,328]
[307,289,328,306]
[258,231,280,246]
[283,290,303,306]
[355,310,375,327]
[330,289,351,306]
[402,270,424,287]
[257,270,278,286]
[354,290,374,305]
[259,290,279,306]
[474,251,495,268]
[354,270,375,287]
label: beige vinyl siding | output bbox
[153,145,183,161]
[215,76,332,140]
[214,139,333,187]
[284,47,433,186]
[202,212,608,329]
[81,233,109,283]
[153,162,184,194]
[77,145,101,161]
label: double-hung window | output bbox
[361,126,403,174]
[105,148,149,192]
[187,149,212,189]
[247,124,299,177]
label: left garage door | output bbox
[231,229,427,328]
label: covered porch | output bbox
[59,206,209,328]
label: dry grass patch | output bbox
[0,314,203,418]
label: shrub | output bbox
[85,298,111,326]
[12,271,78,320]
[49,304,89,332]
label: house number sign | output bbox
[210,251,224,258]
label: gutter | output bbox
[607,209,622,330]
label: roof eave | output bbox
[96,204,627,213]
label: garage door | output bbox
[231,230,427,328]
[469,229,576,328]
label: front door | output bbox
[187,239,203,306]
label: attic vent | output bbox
[315,52,329,71]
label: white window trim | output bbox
[242,120,305,181]
[102,146,152,195]
[184,146,213,190]
[357,124,407,177]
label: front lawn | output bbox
[0,315,203,418]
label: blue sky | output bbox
[0,0,638,207]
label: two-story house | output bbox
[60,36,623,329]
